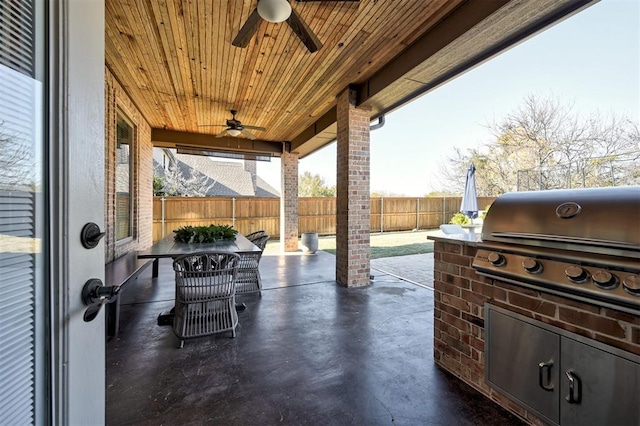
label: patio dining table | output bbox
[137,232,262,324]
[137,232,261,278]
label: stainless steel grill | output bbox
[473,186,640,315]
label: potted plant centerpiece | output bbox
[173,224,237,244]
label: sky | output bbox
[256,0,640,196]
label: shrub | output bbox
[449,212,470,225]
[173,224,237,244]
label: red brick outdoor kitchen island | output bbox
[428,233,640,426]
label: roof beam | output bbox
[151,129,284,156]
[290,106,337,152]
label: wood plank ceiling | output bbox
[105,0,597,158]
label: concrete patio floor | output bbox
[106,250,523,425]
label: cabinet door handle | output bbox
[538,361,554,391]
[565,370,581,404]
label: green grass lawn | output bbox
[266,229,440,259]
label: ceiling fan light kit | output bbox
[257,0,292,23]
[233,0,358,53]
[226,128,242,137]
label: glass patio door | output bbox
[0,0,47,423]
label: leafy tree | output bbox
[438,95,639,196]
[298,171,336,197]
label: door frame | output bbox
[48,0,106,424]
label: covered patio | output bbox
[106,251,522,425]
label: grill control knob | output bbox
[488,252,506,267]
[565,266,588,283]
[523,258,543,274]
[592,270,617,289]
[622,275,640,296]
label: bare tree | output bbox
[0,121,33,191]
[161,159,216,197]
[438,95,639,195]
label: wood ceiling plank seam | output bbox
[291,1,421,115]
[208,1,231,126]
[234,23,277,119]
[164,0,194,128]
[248,16,298,127]
[221,0,252,117]
[181,0,202,128]
[270,0,380,135]
[106,1,167,126]
[291,2,364,117]
[127,0,176,126]
[253,1,335,130]
[231,16,268,121]
[203,1,218,127]
[144,0,189,128]
[264,1,364,137]
[196,0,212,126]
[240,20,283,115]
[284,2,419,136]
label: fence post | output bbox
[415,198,419,230]
[161,196,166,238]
[232,197,236,228]
[380,197,384,233]
[442,197,446,225]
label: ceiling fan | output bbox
[200,110,266,140]
[232,0,359,53]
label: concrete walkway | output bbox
[371,253,434,289]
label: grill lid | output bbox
[481,186,640,254]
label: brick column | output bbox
[280,150,299,252]
[336,87,371,287]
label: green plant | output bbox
[173,224,237,244]
[480,204,492,220]
[153,176,165,196]
[449,212,470,225]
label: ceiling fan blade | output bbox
[215,129,228,138]
[286,8,322,53]
[241,129,258,140]
[243,125,267,131]
[198,124,227,127]
[232,9,261,48]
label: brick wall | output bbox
[104,68,153,262]
[432,238,640,425]
[335,88,371,287]
[280,151,299,251]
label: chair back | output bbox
[251,234,270,251]
[173,251,240,302]
[245,230,267,242]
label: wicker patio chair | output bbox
[244,230,267,243]
[235,234,269,295]
[172,251,240,347]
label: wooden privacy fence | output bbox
[152,196,496,242]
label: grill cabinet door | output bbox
[560,338,640,425]
[487,309,560,425]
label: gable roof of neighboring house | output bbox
[154,149,279,197]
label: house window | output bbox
[115,112,134,241]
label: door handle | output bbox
[80,222,105,249]
[81,278,120,322]
[565,370,581,404]
[538,360,554,391]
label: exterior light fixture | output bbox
[257,0,292,23]
[227,129,242,137]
